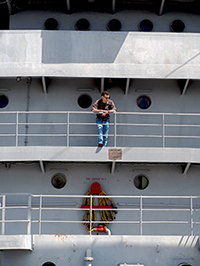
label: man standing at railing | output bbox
[92,91,116,147]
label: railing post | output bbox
[90,195,93,235]
[16,111,19,147]
[67,112,69,147]
[190,196,193,236]
[39,195,42,235]
[140,196,143,235]
[162,113,165,148]
[27,194,31,235]
[1,195,5,235]
[114,112,117,147]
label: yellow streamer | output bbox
[82,188,116,232]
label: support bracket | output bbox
[39,160,45,174]
[182,162,191,175]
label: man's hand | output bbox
[102,110,108,116]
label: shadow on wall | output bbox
[41,31,128,64]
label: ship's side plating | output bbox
[0,1,200,266]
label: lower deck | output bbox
[0,235,199,266]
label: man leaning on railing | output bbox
[92,91,116,148]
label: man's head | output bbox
[101,91,110,103]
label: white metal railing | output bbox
[0,111,200,147]
[0,193,200,236]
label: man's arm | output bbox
[108,109,116,114]
[92,107,108,116]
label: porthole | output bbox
[44,18,59,30]
[78,94,92,109]
[51,173,66,189]
[75,18,90,31]
[42,262,56,266]
[134,175,149,190]
[137,95,151,110]
[177,264,191,266]
[139,19,153,32]
[107,19,122,31]
[0,95,9,108]
[170,20,185,32]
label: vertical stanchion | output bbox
[27,194,31,235]
[140,196,143,235]
[114,112,117,147]
[190,196,193,236]
[90,196,92,235]
[67,112,69,147]
[39,195,42,235]
[1,195,5,235]
[162,114,165,148]
[16,112,19,147]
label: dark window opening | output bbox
[107,19,122,31]
[44,18,59,30]
[137,95,151,110]
[78,94,92,109]
[42,262,56,266]
[134,175,149,190]
[0,2,9,29]
[75,18,90,31]
[0,95,9,108]
[177,264,191,266]
[139,19,153,32]
[51,173,67,189]
[170,20,185,32]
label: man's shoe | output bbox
[98,143,103,147]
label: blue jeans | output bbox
[96,118,110,147]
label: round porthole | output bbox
[51,173,66,189]
[139,19,153,32]
[170,20,185,32]
[107,19,122,31]
[137,95,151,110]
[177,264,191,266]
[134,175,149,190]
[75,18,90,31]
[42,262,56,266]
[0,95,9,108]
[44,18,59,30]
[78,94,92,109]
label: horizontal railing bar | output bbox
[16,134,68,137]
[115,123,162,127]
[115,135,162,138]
[0,111,199,116]
[0,123,16,125]
[0,206,29,209]
[165,136,200,139]
[18,123,68,126]
[142,208,190,211]
[166,124,200,127]
[29,195,200,199]
[142,221,189,224]
[0,220,29,223]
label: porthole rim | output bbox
[139,19,154,32]
[133,174,149,190]
[170,19,185,32]
[75,18,91,31]
[136,95,152,110]
[107,18,122,31]
[44,17,59,30]
[0,94,9,109]
[77,93,92,109]
[51,173,67,190]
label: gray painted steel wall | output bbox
[0,30,200,78]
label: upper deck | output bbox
[1,30,200,79]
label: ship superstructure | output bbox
[0,0,200,266]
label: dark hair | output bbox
[101,91,109,97]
